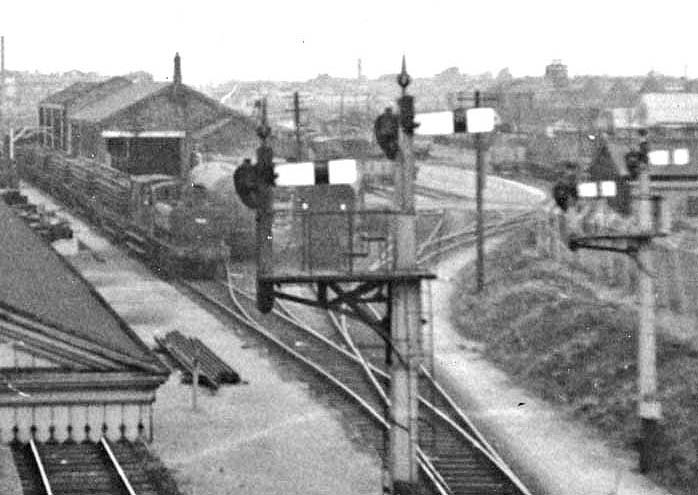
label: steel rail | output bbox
[327,308,391,405]
[100,437,138,495]
[217,263,529,495]
[239,287,451,495]
[188,277,386,427]
[416,210,448,259]
[29,438,54,495]
[278,285,391,408]
[362,291,524,478]
[191,269,453,495]
[363,210,537,488]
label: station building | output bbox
[0,200,169,444]
[37,54,257,178]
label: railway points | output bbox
[17,185,383,495]
[1,49,685,495]
[5,150,674,495]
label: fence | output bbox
[535,207,698,316]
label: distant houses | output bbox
[595,92,698,229]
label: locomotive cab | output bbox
[129,174,178,232]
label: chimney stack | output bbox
[174,52,182,87]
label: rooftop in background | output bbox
[39,76,134,111]
[70,81,169,122]
[637,93,698,127]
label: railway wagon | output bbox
[489,132,595,181]
[188,160,257,257]
[16,146,237,277]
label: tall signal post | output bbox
[243,59,433,495]
[457,90,496,292]
[554,130,662,473]
[637,134,660,473]
[1,35,5,140]
[255,98,275,313]
[474,91,485,292]
[293,91,303,161]
[389,56,422,494]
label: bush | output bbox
[450,233,698,494]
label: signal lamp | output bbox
[374,108,400,160]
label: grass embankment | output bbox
[450,230,698,494]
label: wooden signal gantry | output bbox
[254,58,434,495]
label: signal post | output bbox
[389,58,421,494]
[243,62,434,495]
[553,130,662,473]
[636,135,661,473]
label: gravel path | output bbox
[429,231,672,495]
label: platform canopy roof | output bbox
[0,201,166,373]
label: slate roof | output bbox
[0,201,163,370]
[39,81,100,106]
[590,138,629,178]
[70,82,169,122]
[39,77,133,111]
[638,93,698,126]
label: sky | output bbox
[1,0,697,86]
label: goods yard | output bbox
[0,50,681,495]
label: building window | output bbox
[673,148,690,165]
[687,197,698,217]
[649,150,670,166]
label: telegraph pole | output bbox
[474,90,485,292]
[457,90,495,293]
[0,35,5,141]
[388,56,421,495]
[293,91,303,162]
[637,132,660,473]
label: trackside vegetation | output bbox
[450,229,698,494]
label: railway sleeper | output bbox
[155,331,240,388]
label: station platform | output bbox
[6,185,382,495]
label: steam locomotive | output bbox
[15,146,255,277]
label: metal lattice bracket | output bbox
[568,232,665,254]
[273,280,390,337]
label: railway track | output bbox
[368,183,539,210]
[180,212,537,495]
[14,177,540,494]
[11,437,159,495]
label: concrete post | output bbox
[671,248,687,314]
[191,358,199,411]
[388,59,422,494]
[422,280,434,377]
[637,140,661,473]
[550,214,561,261]
[474,91,485,292]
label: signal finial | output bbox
[397,55,411,93]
